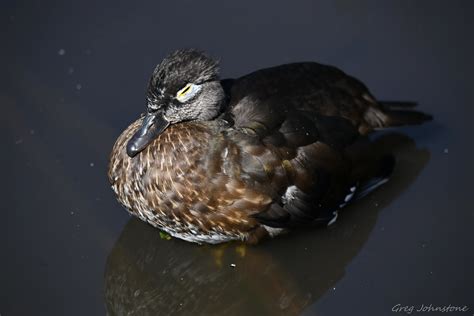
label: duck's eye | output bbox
[176,83,201,103]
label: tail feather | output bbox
[365,101,432,129]
[381,100,432,127]
[384,109,433,126]
[379,101,418,108]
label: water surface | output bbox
[2,1,473,315]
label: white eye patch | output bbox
[176,83,201,103]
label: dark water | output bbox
[2,1,473,315]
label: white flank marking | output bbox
[327,211,338,226]
[282,185,298,204]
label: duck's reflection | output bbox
[104,133,430,316]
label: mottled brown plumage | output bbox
[108,49,431,244]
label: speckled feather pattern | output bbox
[109,120,276,243]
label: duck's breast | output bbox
[108,119,274,243]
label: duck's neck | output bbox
[214,78,234,122]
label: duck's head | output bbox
[127,49,225,157]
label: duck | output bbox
[108,49,431,244]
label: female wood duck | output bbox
[108,49,431,244]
